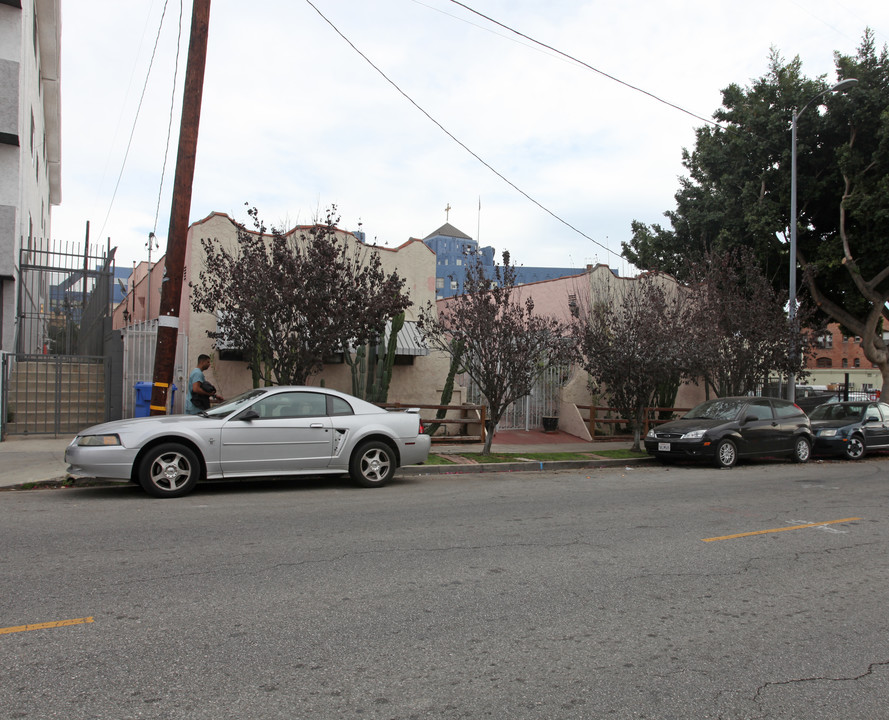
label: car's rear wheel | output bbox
[844,435,865,460]
[350,441,396,487]
[792,436,812,464]
[138,443,200,498]
[714,439,737,468]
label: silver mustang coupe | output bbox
[66,386,431,498]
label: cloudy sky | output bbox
[52,0,887,277]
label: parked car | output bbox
[809,401,889,460]
[66,387,431,498]
[792,386,837,414]
[644,397,813,468]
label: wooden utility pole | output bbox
[149,0,211,415]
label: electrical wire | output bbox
[153,0,185,236]
[303,0,621,261]
[446,0,722,131]
[97,0,173,242]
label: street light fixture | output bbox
[787,78,858,403]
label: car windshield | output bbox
[202,389,268,418]
[809,403,866,422]
[683,399,744,422]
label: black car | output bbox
[809,401,889,460]
[792,387,837,414]
[644,397,813,468]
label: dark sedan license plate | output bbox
[658,442,671,452]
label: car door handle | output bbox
[310,423,325,429]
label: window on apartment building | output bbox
[455,258,462,266]
[816,357,832,368]
[435,277,444,290]
[816,334,833,349]
[854,358,860,368]
[450,280,458,290]
[842,358,848,368]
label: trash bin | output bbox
[134,382,177,417]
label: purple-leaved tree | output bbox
[571,273,688,450]
[418,251,573,455]
[191,206,411,386]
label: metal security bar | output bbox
[2,353,105,436]
[121,321,188,417]
[16,236,115,356]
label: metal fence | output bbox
[2,353,105,436]
[16,236,115,356]
[121,321,189,417]
[462,364,570,431]
[1,236,116,437]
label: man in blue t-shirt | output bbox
[185,354,223,414]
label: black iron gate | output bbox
[2,236,116,437]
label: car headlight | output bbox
[681,429,707,440]
[818,429,838,437]
[76,434,121,447]
[646,428,656,438]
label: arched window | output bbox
[816,357,832,368]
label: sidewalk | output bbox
[0,435,74,488]
[0,429,641,489]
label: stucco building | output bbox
[115,212,452,407]
[0,0,61,351]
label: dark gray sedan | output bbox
[644,397,813,468]
[66,387,431,498]
[810,401,889,460]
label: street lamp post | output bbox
[787,78,858,404]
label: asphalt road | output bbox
[1,458,887,719]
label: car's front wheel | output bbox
[714,439,737,468]
[844,435,865,460]
[138,443,200,498]
[792,436,812,463]
[350,441,396,488]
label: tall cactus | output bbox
[346,312,405,404]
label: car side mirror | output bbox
[744,415,759,424]
[864,416,878,424]
[236,409,259,421]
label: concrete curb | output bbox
[399,456,655,476]
[0,457,656,491]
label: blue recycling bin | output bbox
[134,382,177,417]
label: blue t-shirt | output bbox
[185,367,206,414]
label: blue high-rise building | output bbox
[422,223,582,298]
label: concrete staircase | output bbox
[5,359,106,436]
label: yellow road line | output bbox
[0,617,94,635]
[702,517,861,542]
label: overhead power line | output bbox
[446,0,722,131]
[98,0,176,242]
[303,0,620,261]
[153,0,186,236]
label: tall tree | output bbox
[623,32,889,396]
[191,206,411,386]
[571,273,687,450]
[684,248,818,398]
[417,251,573,454]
